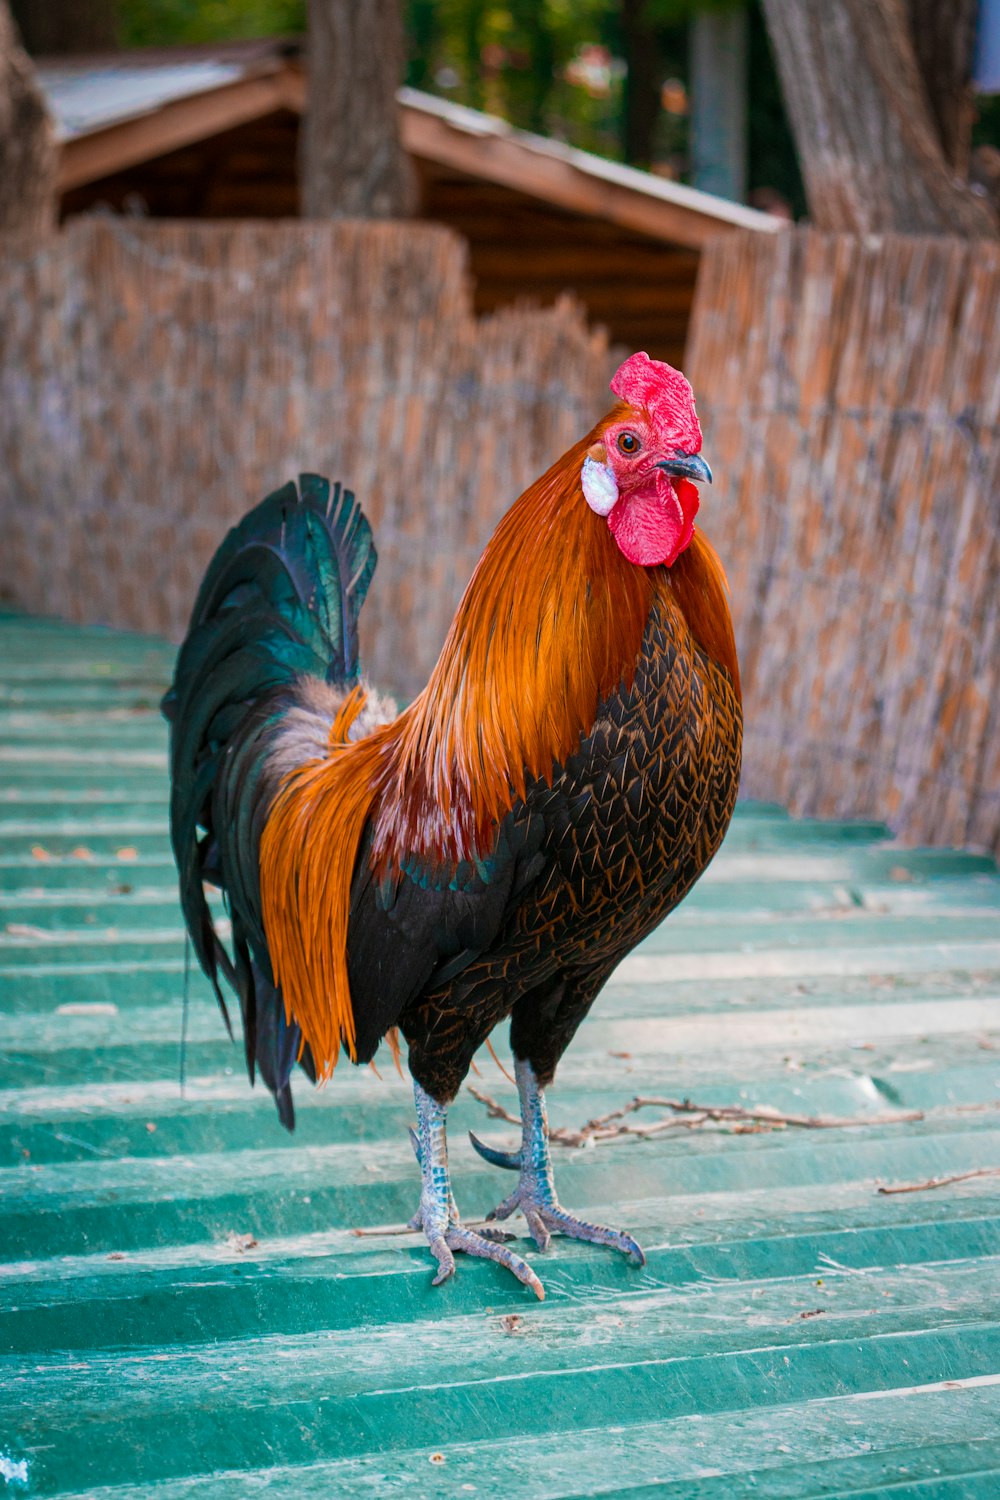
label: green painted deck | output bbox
[1,611,999,1499]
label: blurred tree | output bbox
[300,0,415,217]
[689,5,747,197]
[746,1,804,215]
[11,0,118,54]
[501,0,556,136]
[621,0,663,165]
[907,0,978,174]
[760,0,996,235]
[0,0,55,232]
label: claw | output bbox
[541,1208,646,1266]
[427,1233,456,1286]
[524,1207,552,1254]
[473,1057,647,1268]
[445,1226,544,1299]
[420,1219,542,1295]
[469,1130,522,1170]
[410,1078,544,1296]
[486,1188,645,1263]
[486,1188,519,1223]
[476,1224,518,1243]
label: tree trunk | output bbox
[905,0,978,175]
[760,0,996,236]
[0,0,56,234]
[690,8,748,202]
[300,0,415,219]
[620,0,662,168]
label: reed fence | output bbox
[2,220,997,859]
[0,218,612,699]
[687,228,1000,860]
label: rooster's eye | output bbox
[617,431,640,455]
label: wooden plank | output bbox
[407,124,741,249]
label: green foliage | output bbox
[403,0,632,157]
[642,0,743,17]
[119,0,304,48]
[114,0,803,205]
[973,94,1000,153]
[402,0,799,197]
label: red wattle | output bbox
[607,473,699,568]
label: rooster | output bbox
[164,352,742,1298]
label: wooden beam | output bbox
[289,71,777,248]
[58,71,293,192]
[400,108,776,250]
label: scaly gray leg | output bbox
[470,1057,646,1264]
[408,1079,544,1298]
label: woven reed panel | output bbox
[687,229,1000,860]
[0,218,612,700]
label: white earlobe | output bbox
[581,456,619,517]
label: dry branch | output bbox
[876,1166,1000,1195]
[351,1219,509,1239]
[467,1086,923,1149]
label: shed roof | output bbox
[40,43,783,251]
[2,612,1000,1495]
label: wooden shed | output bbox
[43,39,782,366]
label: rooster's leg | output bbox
[407,1079,544,1298]
[470,1057,646,1265]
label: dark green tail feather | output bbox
[163,475,376,1127]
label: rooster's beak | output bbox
[658,452,712,485]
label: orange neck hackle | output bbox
[259,417,738,1077]
[370,429,657,867]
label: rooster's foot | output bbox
[469,1056,646,1267]
[479,1178,645,1263]
[410,1080,544,1299]
[408,1208,544,1296]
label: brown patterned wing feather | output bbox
[399,590,743,1100]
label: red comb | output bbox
[610,351,702,453]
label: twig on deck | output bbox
[876,1166,1000,1196]
[351,1219,502,1238]
[351,1223,419,1237]
[467,1087,924,1149]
